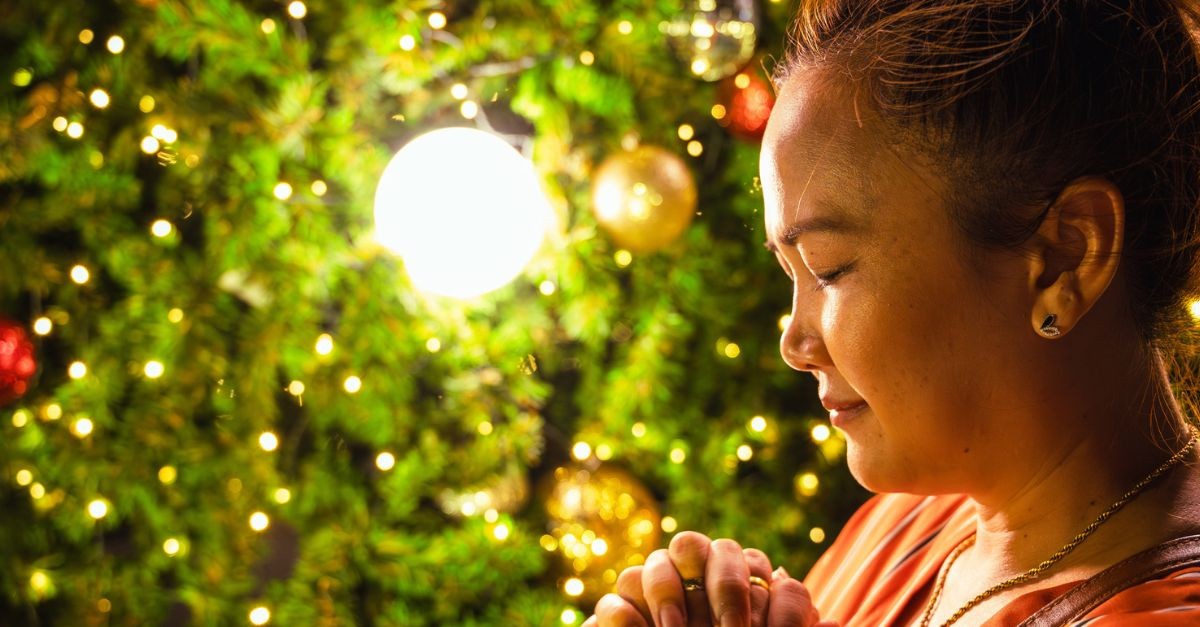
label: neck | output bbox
[966,349,1195,579]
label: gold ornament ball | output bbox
[540,464,662,605]
[590,146,698,253]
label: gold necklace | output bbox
[919,428,1198,627]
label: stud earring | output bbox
[1039,313,1061,338]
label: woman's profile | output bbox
[589,1,1200,625]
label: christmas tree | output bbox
[0,0,868,624]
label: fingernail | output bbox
[772,566,789,580]
[659,605,684,627]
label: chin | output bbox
[845,441,921,494]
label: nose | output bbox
[779,300,831,373]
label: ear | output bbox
[1027,177,1124,338]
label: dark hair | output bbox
[775,0,1200,423]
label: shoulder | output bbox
[1071,568,1200,626]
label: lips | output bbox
[820,397,867,412]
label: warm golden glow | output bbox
[141,136,161,154]
[343,376,362,393]
[89,89,110,109]
[68,361,87,379]
[736,444,753,461]
[812,424,832,443]
[428,11,447,29]
[311,180,327,196]
[631,422,647,438]
[670,447,686,464]
[375,452,396,471]
[273,182,293,200]
[144,361,165,378]
[261,18,277,34]
[579,50,595,65]
[79,29,94,44]
[286,1,306,19]
[106,36,125,54]
[158,466,177,484]
[67,122,84,139]
[315,333,334,355]
[139,95,156,113]
[249,606,271,625]
[564,577,585,596]
[249,512,269,531]
[88,499,109,519]
[288,380,305,396]
[477,421,493,435]
[163,538,181,556]
[258,432,279,452]
[399,35,416,51]
[151,219,173,237]
[571,441,592,460]
[72,418,94,438]
[274,488,291,504]
[71,265,90,284]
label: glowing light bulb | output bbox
[151,219,173,237]
[572,441,592,460]
[812,424,832,442]
[373,128,551,298]
[399,34,416,50]
[749,415,767,432]
[273,182,293,200]
[376,452,396,471]
[163,538,181,556]
[67,122,84,139]
[15,469,32,486]
[428,12,447,29]
[53,117,68,132]
[249,606,271,625]
[88,499,109,519]
[70,265,90,284]
[287,1,306,18]
[72,418,94,438]
[288,381,305,397]
[258,432,279,452]
[493,523,510,540]
[68,361,87,379]
[106,36,125,54]
[810,527,827,543]
[343,376,362,393]
[249,511,269,531]
[141,136,160,154]
[315,334,334,355]
[158,466,177,484]
[89,89,110,109]
[737,444,753,461]
[677,124,695,141]
[460,100,478,119]
[144,361,164,378]
[662,516,678,532]
[564,578,585,596]
[687,140,704,157]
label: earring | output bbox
[1039,313,1061,338]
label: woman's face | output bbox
[760,71,1035,493]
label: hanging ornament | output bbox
[0,320,36,405]
[717,64,775,142]
[590,145,698,253]
[663,0,760,82]
[539,464,662,606]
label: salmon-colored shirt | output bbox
[804,493,1200,625]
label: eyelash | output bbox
[812,264,850,290]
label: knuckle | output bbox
[710,538,744,554]
[669,530,711,554]
[615,566,644,589]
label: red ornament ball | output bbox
[0,320,36,405]
[717,68,775,142]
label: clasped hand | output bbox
[584,530,838,627]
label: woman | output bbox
[588,1,1200,625]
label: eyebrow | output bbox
[763,211,864,252]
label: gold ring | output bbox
[749,575,771,592]
[682,577,704,592]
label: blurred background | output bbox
[0,0,869,624]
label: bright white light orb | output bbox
[374,128,551,298]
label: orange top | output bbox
[804,493,1200,625]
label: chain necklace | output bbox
[919,428,1198,627]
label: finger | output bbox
[615,566,652,623]
[642,549,687,627]
[742,549,773,627]
[583,617,599,627]
[595,592,651,627]
[765,576,821,627]
[708,538,751,627]
[668,530,712,627]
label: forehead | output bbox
[760,73,887,233]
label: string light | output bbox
[311,180,327,196]
[287,380,305,396]
[151,124,177,143]
[564,578,585,596]
[274,488,291,504]
[687,140,704,157]
[571,442,591,460]
[711,104,727,120]
[249,606,271,625]
[677,124,695,141]
[691,59,710,76]
[315,333,334,355]
[492,523,510,541]
[399,34,416,50]
[579,50,595,65]
[734,73,751,89]
[30,483,46,499]
[44,403,63,421]
[428,12,447,29]
[66,121,84,139]
[631,422,646,438]
[258,432,279,452]
[140,136,160,154]
[342,375,362,393]
[749,415,767,432]
[286,1,306,19]
[736,444,753,461]
[139,95,155,113]
[87,499,109,519]
[163,537,181,556]
[15,469,32,486]
[151,219,173,237]
[375,452,396,471]
[71,417,94,438]
[484,508,499,523]
[249,511,269,531]
[79,29,94,44]
[261,18,277,34]
[106,36,125,54]
[89,89,110,109]
[158,466,177,484]
[812,424,832,443]
[144,361,165,378]
[273,182,293,200]
[52,117,68,132]
[425,337,441,352]
[168,308,184,323]
[796,472,819,497]
[68,361,87,379]
[810,527,827,543]
[12,409,30,427]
